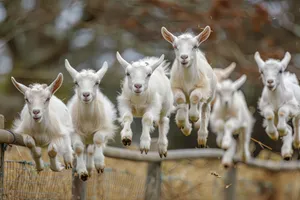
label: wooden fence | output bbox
[1,114,300,200]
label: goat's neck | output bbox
[78,96,99,117]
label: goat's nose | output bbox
[83,92,90,98]
[267,80,274,84]
[180,55,188,60]
[33,109,40,115]
[134,84,142,89]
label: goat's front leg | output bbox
[118,97,134,146]
[189,88,202,122]
[222,118,239,150]
[93,130,108,172]
[86,145,95,176]
[222,139,237,168]
[140,112,155,154]
[73,135,88,181]
[48,143,64,172]
[214,119,225,148]
[263,107,278,140]
[293,115,300,149]
[23,135,44,172]
[281,125,293,160]
[158,116,169,158]
[238,126,251,162]
[277,106,290,137]
[173,88,191,136]
[62,135,73,169]
[197,103,211,148]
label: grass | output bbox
[3,146,300,200]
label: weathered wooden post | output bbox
[72,159,87,200]
[224,166,237,200]
[0,115,5,200]
[145,138,161,200]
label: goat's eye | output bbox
[25,98,29,103]
[193,45,197,49]
[74,81,79,86]
[279,70,283,74]
[147,73,151,78]
[260,71,263,75]
[126,72,130,76]
[95,81,100,86]
[46,97,50,102]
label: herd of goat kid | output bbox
[8,25,300,181]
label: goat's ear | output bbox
[48,73,63,95]
[161,27,176,44]
[254,51,264,70]
[96,61,108,82]
[116,51,130,70]
[281,52,291,70]
[195,26,211,45]
[222,62,236,79]
[11,77,29,95]
[233,75,247,90]
[65,59,78,80]
[150,54,165,72]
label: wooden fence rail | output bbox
[0,114,300,200]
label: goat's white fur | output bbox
[65,59,117,181]
[116,52,174,157]
[255,52,300,159]
[12,73,73,172]
[161,26,217,147]
[210,75,254,166]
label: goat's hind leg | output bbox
[24,136,44,172]
[158,116,169,158]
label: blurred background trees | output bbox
[0,0,300,155]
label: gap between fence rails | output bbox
[0,128,300,171]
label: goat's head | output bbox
[254,51,291,91]
[216,75,247,108]
[116,52,164,95]
[65,59,108,104]
[11,73,63,123]
[161,26,211,68]
[214,62,236,83]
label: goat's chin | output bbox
[80,98,92,104]
[133,90,143,95]
[32,116,42,123]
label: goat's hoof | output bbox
[197,144,206,148]
[284,157,291,161]
[159,152,167,158]
[80,172,89,181]
[181,126,192,136]
[223,164,230,169]
[163,152,167,157]
[97,169,104,174]
[122,138,132,146]
[140,148,149,155]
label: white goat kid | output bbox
[255,52,300,160]
[116,52,173,157]
[65,60,116,181]
[11,73,73,172]
[210,75,254,166]
[213,62,236,83]
[161,26,217,147]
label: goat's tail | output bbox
[283,71,299,85]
